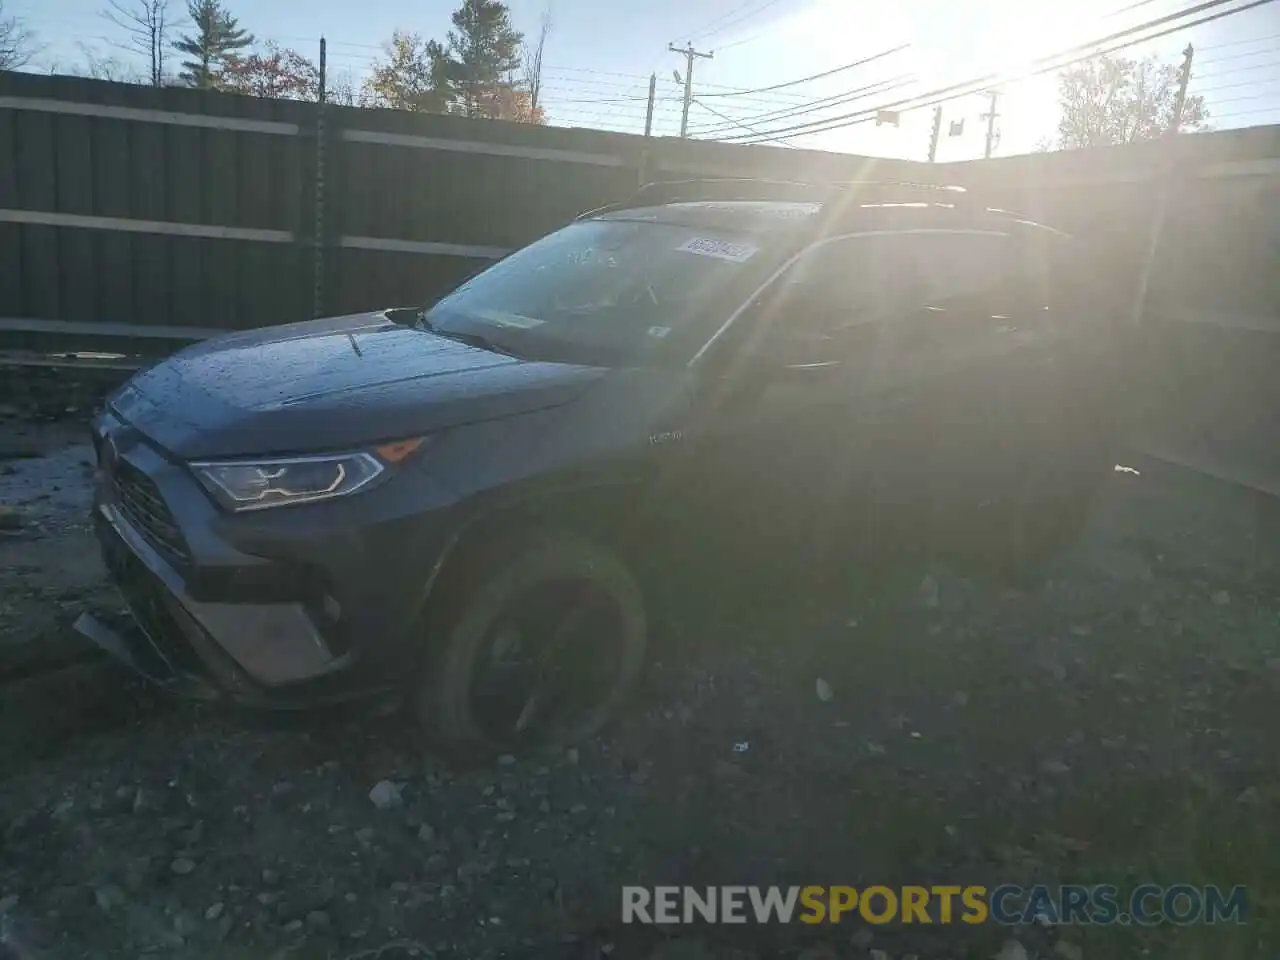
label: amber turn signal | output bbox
[374,438,426,463]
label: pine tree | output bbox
[172,0,253,89]
[445,0,522,119]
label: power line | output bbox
[551,107,659,119]
[543,64,827,102]
[690,0,790,44]
[1107,0,1175,14]
[1199,30,1280,48]
[698,43,910,97]
[1210,89,1280,103]
[540,73,668,91]
[722,0,1277,144]
[1213,104,1280,118]
[539,91,650,103]
[1197,45,1280,66]
[677,0,789,44]
[543,64,659,82]
[541,69,833,109]
[687,75,916,135]
[691,98,799,145]
[1196,74,1280,92]
[543,94,682,109]
[540,76,825,112]
[1194,58,1280,78]
[715,29,771,52]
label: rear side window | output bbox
[776,231,1044,334]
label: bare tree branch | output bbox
[521,6,552,116]
[101,0,171,85]
[0,0,38,70]
[71,41,147,81]
[327,67,357,106]
[1056,53,1208,150]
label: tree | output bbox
[1055,53,1208,150]
[327,68,357,106]
[0,1,36,70]
[445,0,522,118]
[102,0,170,85]
[172,0,253,89]
[362,6,544,123]
[476,82,544,123]
[220,41,318,99]
[361,30,452,112]
[72,41,146,81]
[521,7,552,117]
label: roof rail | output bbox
[835,179,967,193]
[576,178,832,220]
[577,177,970,220]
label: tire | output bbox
[417,530,647,758]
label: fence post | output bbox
[311,37,328,319]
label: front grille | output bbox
[113,462,191,567]
[120,566,206,677]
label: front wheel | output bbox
[417,531,647,758]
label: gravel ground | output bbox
[1,401,1277,960]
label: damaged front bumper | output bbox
[80,407,413,708]
[81,502,382,708]
[73,610,223,702]
[83,402,463,708]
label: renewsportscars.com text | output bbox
[622,884,1248,926]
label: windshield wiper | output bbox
[417,316,522,358]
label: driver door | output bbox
[687,237,898,567]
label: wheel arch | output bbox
[417,472,655,624]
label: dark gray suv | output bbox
[82,179,1119,755]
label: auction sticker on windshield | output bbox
[677,237,759,263]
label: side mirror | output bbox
[384,306,424,326]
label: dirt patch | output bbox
[0,443,1277,960]
[0,412,118,681]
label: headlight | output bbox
[192,440,423,512]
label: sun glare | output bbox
[965,0,1126,82]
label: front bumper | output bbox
[84,501,366,706]
[84,409,458,707]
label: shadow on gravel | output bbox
[0,461,1276,960]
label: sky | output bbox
[8,0,1280,160]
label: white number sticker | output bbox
[676,237,759,263]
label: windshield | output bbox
[420,218,766,366]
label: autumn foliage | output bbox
[114,0,545,124]
[361,0,546,124]
[219,41,318,100]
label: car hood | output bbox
[110,311,608,459]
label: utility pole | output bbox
[669,42,713,138]
[644,72,657,137]
[1168,43,1194,137]
[1137,44,1196,334]
[982,89,1000,160]
[927,105,943,162]
[312,36,327,319]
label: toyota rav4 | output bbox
[81,179,1119,755]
